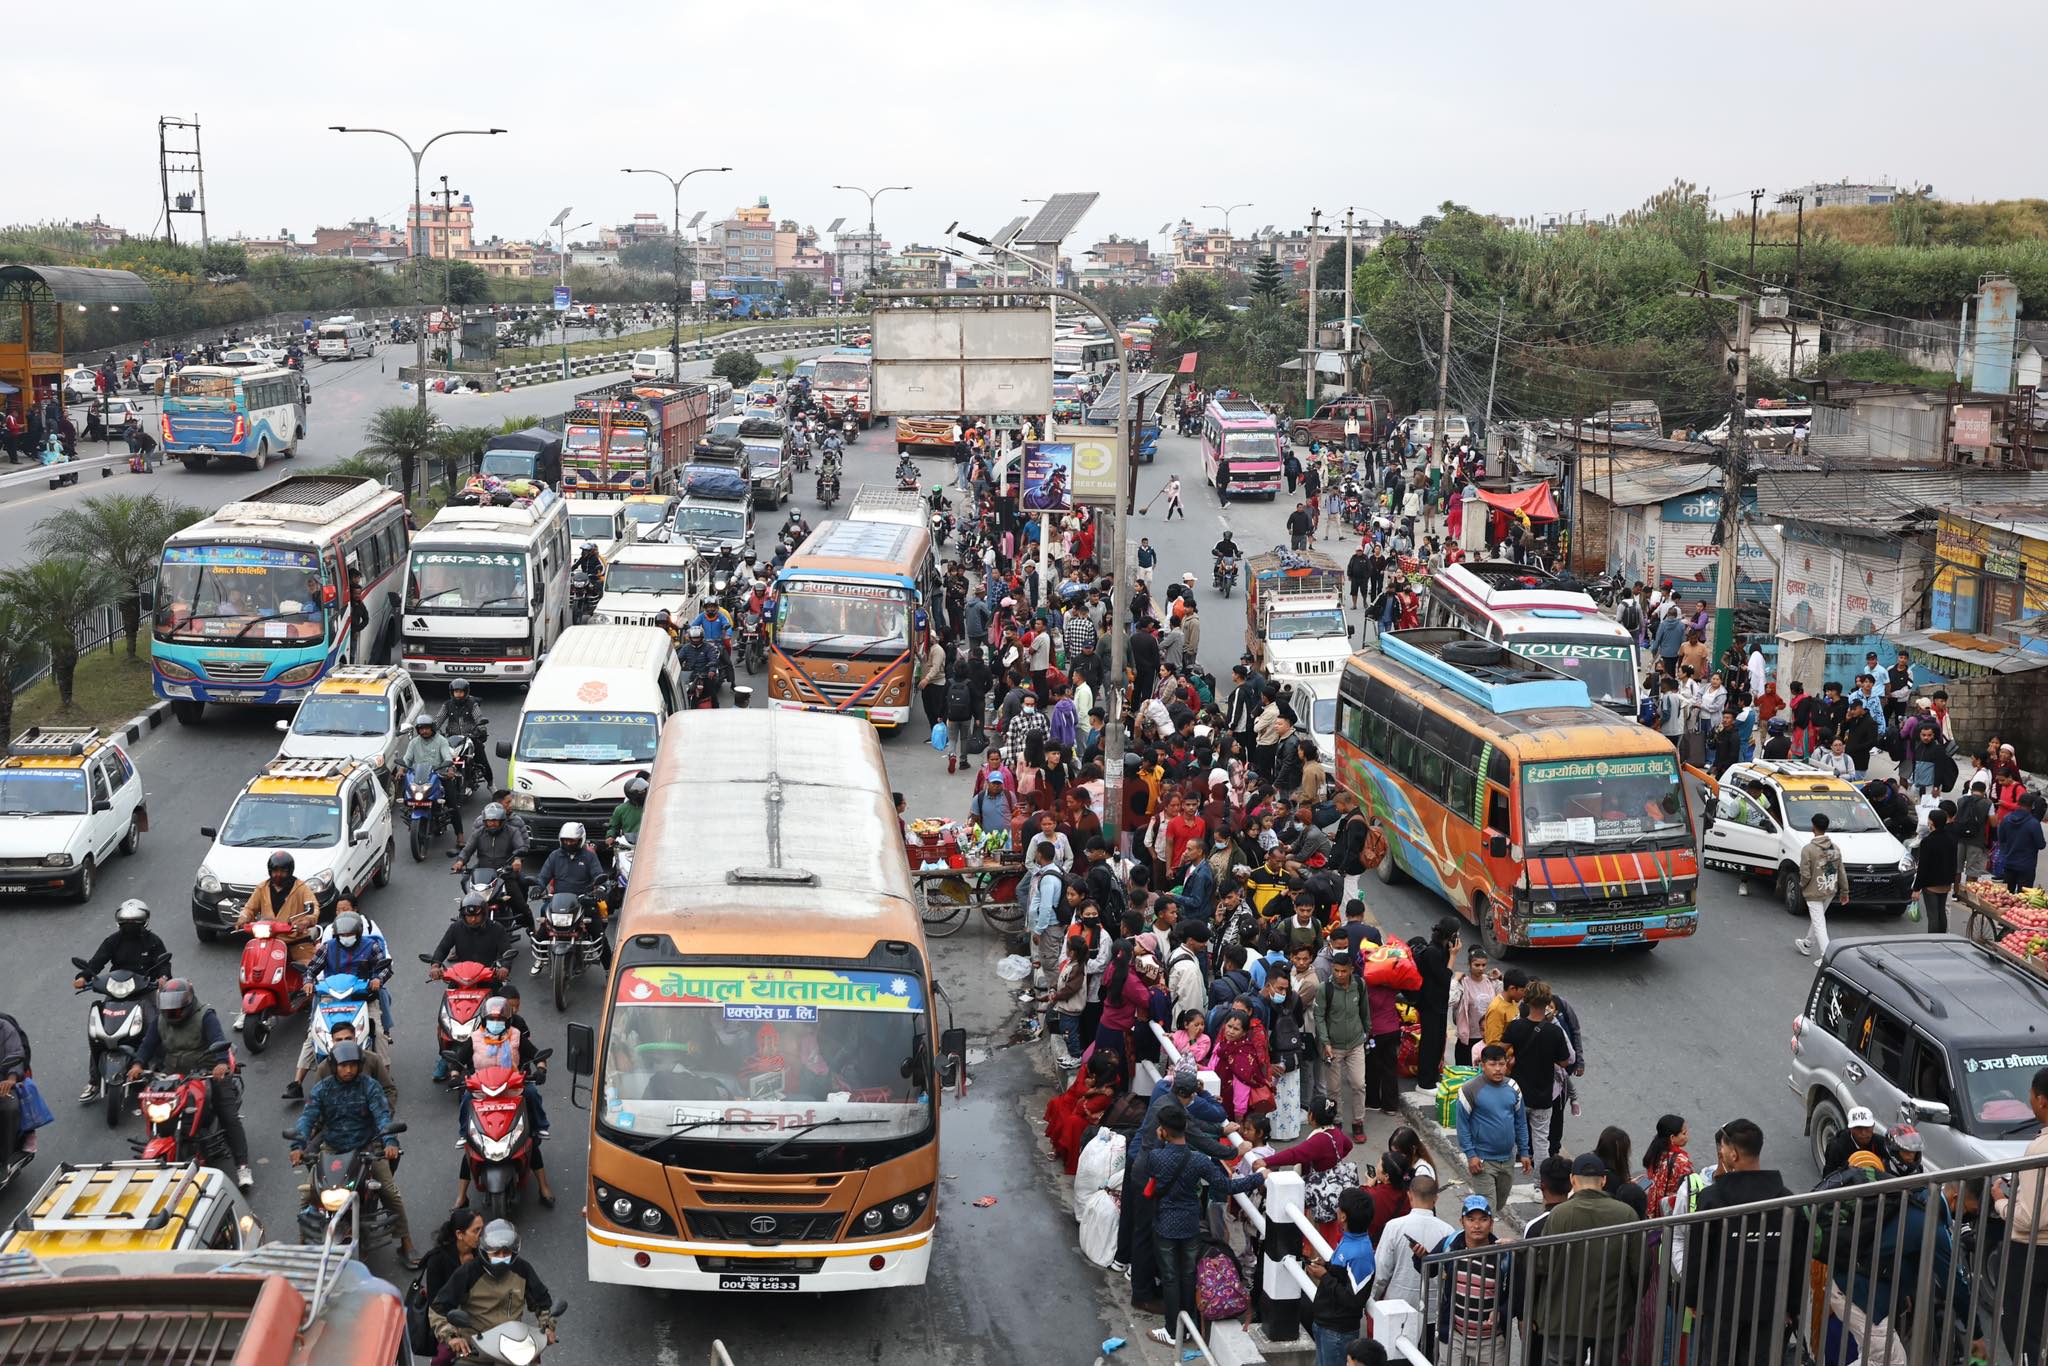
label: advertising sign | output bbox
[1020,442,1074,513]
[1057,423,1119,504]
[552,285,571,313]
[871,307,1052,416]
[830,276,844,297]
[690,279,706,304]
[1953,405,1993,450]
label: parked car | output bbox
[1702,760,1915,915]
[0,727,147,902]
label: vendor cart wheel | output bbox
[915,879,969,938]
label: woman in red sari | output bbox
[1211,1007,1274,1121]
[1043,1048,1121,1174]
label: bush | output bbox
[712,350,761,390]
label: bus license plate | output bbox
[1591,921,1644,938]
[212,690,265,702]
[0,885,28,894]
[718,1273,798,1292]
[444,664,488,674]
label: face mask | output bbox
[485,1020,508,1037]
[486,1253,513,1269]
[338,934,358,948]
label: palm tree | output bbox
[433,425,494,495]
[0,595,40,740]
[357,405,439,499]
[4,557,115,711]
[318,453,398,483]
[30,494,204,658]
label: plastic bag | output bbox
[929,721,949,752]
[1073,1127,1125,1217]
[1077,1189,1121,1267]
[995,954,1034,981]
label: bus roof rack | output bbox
[7,726,99,758]
[214,475,388,524]
[1378,628,1590,714]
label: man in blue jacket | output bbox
[1455,1044,1532,1214]
[1119,1065,1237,1315]
[2000,793,2048,894]
[1134,1103,1264,1346]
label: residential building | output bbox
[832,229,889,292]
[1915,500,2048,754]
[711,197,779,278]
[237,233,305,260]
[68,217,128,247]
[889,245,947,290]
[407,195,473,260]
[1782,179,1907,209]
[1088,236,1149,268]
[461,240,540,278]
[601,213,670,249]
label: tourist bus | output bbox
[1335,628,1699,957]
[152,475,410,726]
[566,709,941,1295]
[768,516,936,729]
[1200,394,1283,496]
[708,275,788,320]
[160,364,308,471]
[1421,560,1642,717]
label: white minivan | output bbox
[497,626,685,844]
[630,350,679,382]
[315,317,373,361]
[400,489,571,682]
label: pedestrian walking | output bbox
[1795,811,1848,957]
[1454,1045,1531,1214]
[1136,538,1157,585]
[1913,806,1958,933]
[1449,947,1499,1067]
[1316,954,1372,1141]
[1162,475,1184,520]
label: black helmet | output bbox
[158,978,195,1023]
[116,898,151,931]
[266,851,296,878]
[449,678,469,695]
[624,777,649,804]
[460,889,489,918]
[654,609,673,628]
[330,1040,363,1069]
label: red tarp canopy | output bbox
[1473,483,1559,521]
[1177,351,1199,374]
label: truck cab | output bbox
[1244,549,1351,669]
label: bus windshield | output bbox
[1520,754,1687,850]
[1222,431,1278,459]
[155,545,328,645]
[600,965,932,1146]
[777,586,911,653]
[0,769,89,816]
[1511,638,1636,708]
[219,793,341,848]
[515,711,659,764]
[406,550,529,613]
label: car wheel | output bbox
[72,858,94,903]
[1809,1095,1847,1175]
[373,837,393,888]
[120,815,142,856]
[195,923,221,944]
[1776,865,1807,917]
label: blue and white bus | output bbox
[707,275,787,320]
[161,365,307,471]
[152,475,410,726]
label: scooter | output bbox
[421,953,513,1090]
[307,972,378,1064]
[441,1302,568,1366]
[928,509,952,547]
[816,469,840,507]
[235,918,308,1056]
[293,1123,408,1252]
[895,463,919,493]
[569,570,600,624]
[455,864,530,943]
[405,764,458,862]
[450,1047,552,1219]
[536,893,607,1014]
[133,1041,236,1167]
[72,958,162,1127]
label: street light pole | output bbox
[1201,202,1252,265]
[621,166,730,381]
[834,184,911,298]
[329,125,504,438]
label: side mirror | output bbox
[384,1122,408,1136]
[1759,818,1779,835]
[1487,833,1509,858]
[495,741,512,759]
[199,826,218,838]
[564,1022,594,1076]
[1906,1098,1953,1127]
[275,719,290,733]
[549,1298,570,1319]
[417,952,433,963]
[70,956,89,970]
[93,798,113,814]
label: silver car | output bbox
[1789,935,2047,1172]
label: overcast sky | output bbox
[13,1,2040,258]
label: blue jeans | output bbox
[1313,1323,1357,1366]
[376,987,394,1033]
[1055,1011,1084,1057]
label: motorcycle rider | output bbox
[927,484,952,514]
[127,980,253,1190]
[605,776,647,849]
[310,1017,396,1109]
[437,680,490,787]
[291,1039,417,1265]
[678,625,721,706]
[572,541,605,584]
[450,996,556,1208]
[894,453,918,486]
[429,1220,559,1360]
[429,893,515,979]
[691,597,733,662]
[74,898,173,1098]
[283,909,393,1101]
[453,803,532,935]
[233,852,322,1030]
[533,824,606,976]
[651,608,681,651]
[401,714,464,847]
[784,509,812,543]
[1211,530,1241,585]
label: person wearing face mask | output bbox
[452,996,555,1208]
[73,898,173,1099]
[430,1220,559,1360]
[1264,968,1307,1141]
[282,908,393,1103]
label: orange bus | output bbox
[766,516,936,729]
[1336,628,1700,958]
[564,710,944,1295]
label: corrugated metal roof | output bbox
[0,265,154,305]
[1757,470,2048,529]
[1585,465,1719,507]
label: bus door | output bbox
[1480,770,1517,936]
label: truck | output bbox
[1244,548,1353,672]
[812,346,874,427]
[1291,394,1392,449]
[672,436,755,558]
[561,379,712,497]
[896,415,963,458]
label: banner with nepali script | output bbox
[614,965,925,1021]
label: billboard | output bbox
[690,279,706,304]
[1057,423,1119,504]
[1020,442,1074,513]
[872,307,1052,416]
[552,285,571,312]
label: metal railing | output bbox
[1174,1311,1222,1365]
[709,1341,736,1366]
[1410,1150,2048,1366]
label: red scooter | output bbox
[454,1050,551,1219]
[132,1043,237,1167]
[238,918,309,1055]
[424,956,509,1090]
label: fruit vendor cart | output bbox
[905,818,1026,940]
[1958,878,2048,977]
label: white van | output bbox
[702,378,734,415]
[315,317,373,361]
[630,350,679,382]
[565,498,636,561]
[497,625,685,843]
[400,490,571,682]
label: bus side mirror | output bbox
[564,1021,594,1109]
[1487,833,1509,858]
[495,740,512,759]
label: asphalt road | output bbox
[0,408,1933,1361]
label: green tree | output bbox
[0,595,37,740]
[433,425,495,494]
[30,494,203,659]
[785,276,816,310]
[4,557,115,711]
[439,261,492,304]
[357,405,440,500]
[1153,309,1222,369]
[317,453,399,482]
[1250,255,1286,302]
[712,350,761,390]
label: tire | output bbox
[120,815,142,856]
[1475,893,1517,962]
[410,818,430,862]
[1373,835,1405,886]
[171,699,205,726]
[244,1009,272,1055]
[552,947,570,1013]
[373,837,393,888]
[1809,1094,1847,1175]
[251,439,268,472]
[915,880,969,938]
[484,1188,509,1221]
[72,858,94,903]
[1777,866,1805,917]
[102,1056,123,1128]
[195,925,221,944]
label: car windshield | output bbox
[777,586,910,653]
[621,503,670,528]
[1520,754,1688,849]
[1267,611,1348,641]
[1782,790,1885,833]
[514,711,659,764]
[1511,638,1638,708]
[478,450,539,481]
[607,564,694,594]
[568,515,619,542]
[0,769,89,816]
[1957,1049,2048,1138]
[219,793,341,848]
[744,443,783,470]
[291,694,390,738]
[155,545,328,646]
[406,550,529,613]
[673,506,743,536]
[599,965,931,1146]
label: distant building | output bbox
[833,229,889,292]
[406,195,474,259]
[68,216,128,247]
[462,240,540,278]
[237,232,304,260]
[601,212,670,248]
[313,218,407,258]
[1782,180,1909,208]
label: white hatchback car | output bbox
[1702,759,1917,915]
[274,665,424,776]
[0,727,147,902]
[191,757,393,940]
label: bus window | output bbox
[1486,786,1510,836]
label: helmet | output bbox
[116,898,151,931]
[460,889,489,918]
[266,851,296,879]
[654,609,673,628]
[624,777,649,804]
[482,802,507,825]
[932,485,944,495]
[480,1219,520,1274]
[580,541,597,554]
[481,996,512,1038]
[559,822,586,847]
[157,979,195,1024]
[688,624,704,641]
[332,910,364,947]
[413,712,436,732]
[448,678,468,694]
[329,1040,363,1069]
[1768,717,1789,733]
[1886,1124,1926,1174]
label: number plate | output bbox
[443,664,488,674]
[717,1273,799,1292]
[0,885,28,894]
[1589,920,1644,938]
[211,690,266,702]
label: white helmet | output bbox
[559,822,587,847]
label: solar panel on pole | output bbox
[684,211,705,229]
[826,216,846,234]
[1015,192,1098,250]
[992,216,1027,249]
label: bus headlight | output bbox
[592,1181,673,1236]
[854,1186,931,1235]
[276,661,324,686]
[860,1208,885,1233]
[155,659,197,682]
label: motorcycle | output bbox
[929,509,951,547]
[816,470,840,507]
[684,668,720,710]
[132,1041,236,1166]
[737,611,766,675]
[448,719,492,795]
[72,959,162,1127]
[421,953,513,1090]
[569,570,601,624]
[450,1047,553,1219]
[441,1303,568,1366]
[842,415,859,443]
[537,893,606,1013]
[293,1123,409,1253]
[454,864,530,942]
[405,764,459,862]
[610,834,634,906]
[895,463,919,493]
[235,918,309,1056]
[307,972,378,1064]
[790,444,810,472]
[1212,556,1239,597]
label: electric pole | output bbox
[1304,209,1321,415]
[437,178,460,361]
[1715,298,1752,664]
[1431,279,1453,471]
[1482,296,1505,473]
[1342,208,1356,394]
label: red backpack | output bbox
[1194,1241,1251,1322]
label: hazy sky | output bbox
[13,1,2041,257]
